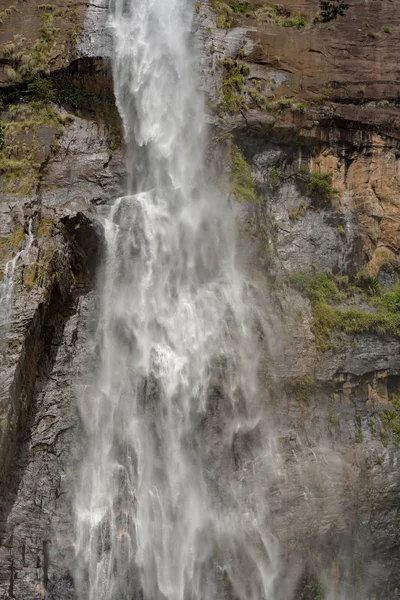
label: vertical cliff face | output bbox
[199,1,400,597]
[0,0,399,599]
[0,2,124,597]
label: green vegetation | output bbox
[37,217,53,238]
[215,2,232,28]
[7,98,64,130]
[246,88,268,111]
[7,227,24,251]
[23,75,122,148]
[216,57,308,117]
[0,99,65,193]
[229,142,257,202]
[0,124,5,151]
[229,1,249,14]
[0,7,120,194]
[313,582,325,600]
[0,227,25,261]
[216,12,227,28]
[24,76,105,113]
[291,102,307,113]
[22,226,61,290]
[215,1,307,29]
[328,402,339,426]
[375,287,400,313]
[276,167,336,209]
[267,165,282,189]
[0,76,123,182]
[215,0,251,27]
[289,270,344,305]
[218,58,249,114]
[1,5,80,81]
[23,263,39,290]
[2,15,58,79]
[276,13,306,28]
[380,391,400,445]
[308,172,336,207]
[367,31,381,40]
[246,88,307,115]
[289,270,400,351]
[254,5,307,29]
[25,76,56,103]
[315,88,330,104]
[319,0,349,23]
[379,425,389,447]
[366,276,379,296]
[288,200,308,221]
[286,376,315,404]
[0,4,17,25]
[383,27,391,34]
[269,167,334,213]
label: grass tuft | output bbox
[289,271,400,351]
[229,142,257,202]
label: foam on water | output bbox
[75,2,281,599]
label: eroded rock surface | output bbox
[1,0,400,599]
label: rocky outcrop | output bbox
[199,1,400,597]
[0,207,100,599]
[0,3,125,597]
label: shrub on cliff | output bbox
[308,172,336,207]
[289,270,400,351]
[319,0,349,22]
[25,76,100,113]
[0,124,5,151]
[229,143,257,203]
[25,77,55,103]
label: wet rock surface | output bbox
[0,291,93,600]
[0,0,400,598]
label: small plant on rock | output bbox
[319,0,349,23]
[288,200,308,221]
[25,76,55,103]
[0,123,5,151]
[367,31,381,40]
[291,102,306,113]
[228,0,250,14]
[308,172,336,207]
[367,277,380,296]
[218,58,249,114]
[229,142,257,202]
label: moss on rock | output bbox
[229,142,257,202]
[289,270,400,351]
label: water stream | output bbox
[0,220,34,353]
[75,1,281,598]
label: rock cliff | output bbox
[0,0,400,598]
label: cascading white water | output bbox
[75,1,281,599]
[0,220,34,354]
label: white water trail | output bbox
[75,1,281,599]
[0,220,34,345]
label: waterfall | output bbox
[0,220,34,352]
[75,1,280,599]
